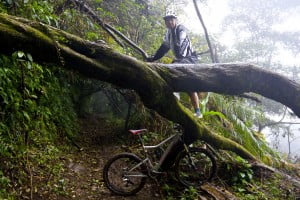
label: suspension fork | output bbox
[180,136,197,170]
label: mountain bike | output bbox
[103,127,217,196]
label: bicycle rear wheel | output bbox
[175,147,216,187]
[103,153,147,196]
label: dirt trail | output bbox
[60,145,160,199]
[56,116,162,200]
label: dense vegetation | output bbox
[0,0,299,199]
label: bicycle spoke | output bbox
[103,153,147,196]
[175,148,216,187]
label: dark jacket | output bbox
[151,24,195,62]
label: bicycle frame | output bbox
[126,129,180,175]
[136,131,179,168]
[124,158,148,178]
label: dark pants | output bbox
[172,56,198,64]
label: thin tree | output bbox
[193,0,216,63]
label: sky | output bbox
[181,0,231,45]
[273,6,300,32]
[180,0,300,66]
[182,0,230,33]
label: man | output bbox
[147,10,202,118]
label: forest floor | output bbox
[35,115,300,200]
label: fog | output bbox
[180,0,300,158]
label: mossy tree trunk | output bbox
[1,13,300,165]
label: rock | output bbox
[68,162,86,173]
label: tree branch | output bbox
[67,0,148,59]
[258,106,287,132]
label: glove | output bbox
[146,56,155,62]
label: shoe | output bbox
[194,111,203,118]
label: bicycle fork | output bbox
[183,144,198,171]
[123,159,148,177]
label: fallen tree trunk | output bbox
[1,13,300,164]
[154,63,300,116]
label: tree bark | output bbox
[154,63,300,116]
[1,13,300,164]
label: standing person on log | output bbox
[147,8,202,118]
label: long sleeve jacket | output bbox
[152,24,194,61]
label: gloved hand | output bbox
[146,56,155,62]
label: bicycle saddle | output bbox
[129,129,147,135]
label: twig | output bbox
[258,106,288,132]
[104,25,126,48]
[237,94,261,103]
[26,152,33,200]
[196,49,210,56]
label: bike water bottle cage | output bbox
[129,129,147,135]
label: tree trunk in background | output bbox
[2,13,300,165]
[193,0,216,63]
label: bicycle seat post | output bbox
[129,129,148,157]
[137,133,148,157]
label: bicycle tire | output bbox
[175,147,217,187]
[103,153,147,196]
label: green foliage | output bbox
[59,6,102,39]
[0,52,76,144]
[203,110,226,119]
[0,52,76,197]
[179,186,199,200]
[162,183,177,198]
[230,156,253,186]
[2,0,59,27]
[200,92,210,113]
[162,184,202,200]
[0,170,12,199]
[208,94,280,163]
[96,0,166,57]
[178,92,280,164]
[233,172,298,200]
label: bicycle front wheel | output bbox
[175,147,216,187]
[103,153,147,196]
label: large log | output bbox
[155,63,300,116]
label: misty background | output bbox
[179,0,300,159]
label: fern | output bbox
[208,93,280,162]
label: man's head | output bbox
[164,16,177,29]
[163,9,177,29]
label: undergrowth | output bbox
[0,52,77,198]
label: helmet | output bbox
[163,7,177,20]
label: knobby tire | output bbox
[175,147,217,187]
[103,153,147,196]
